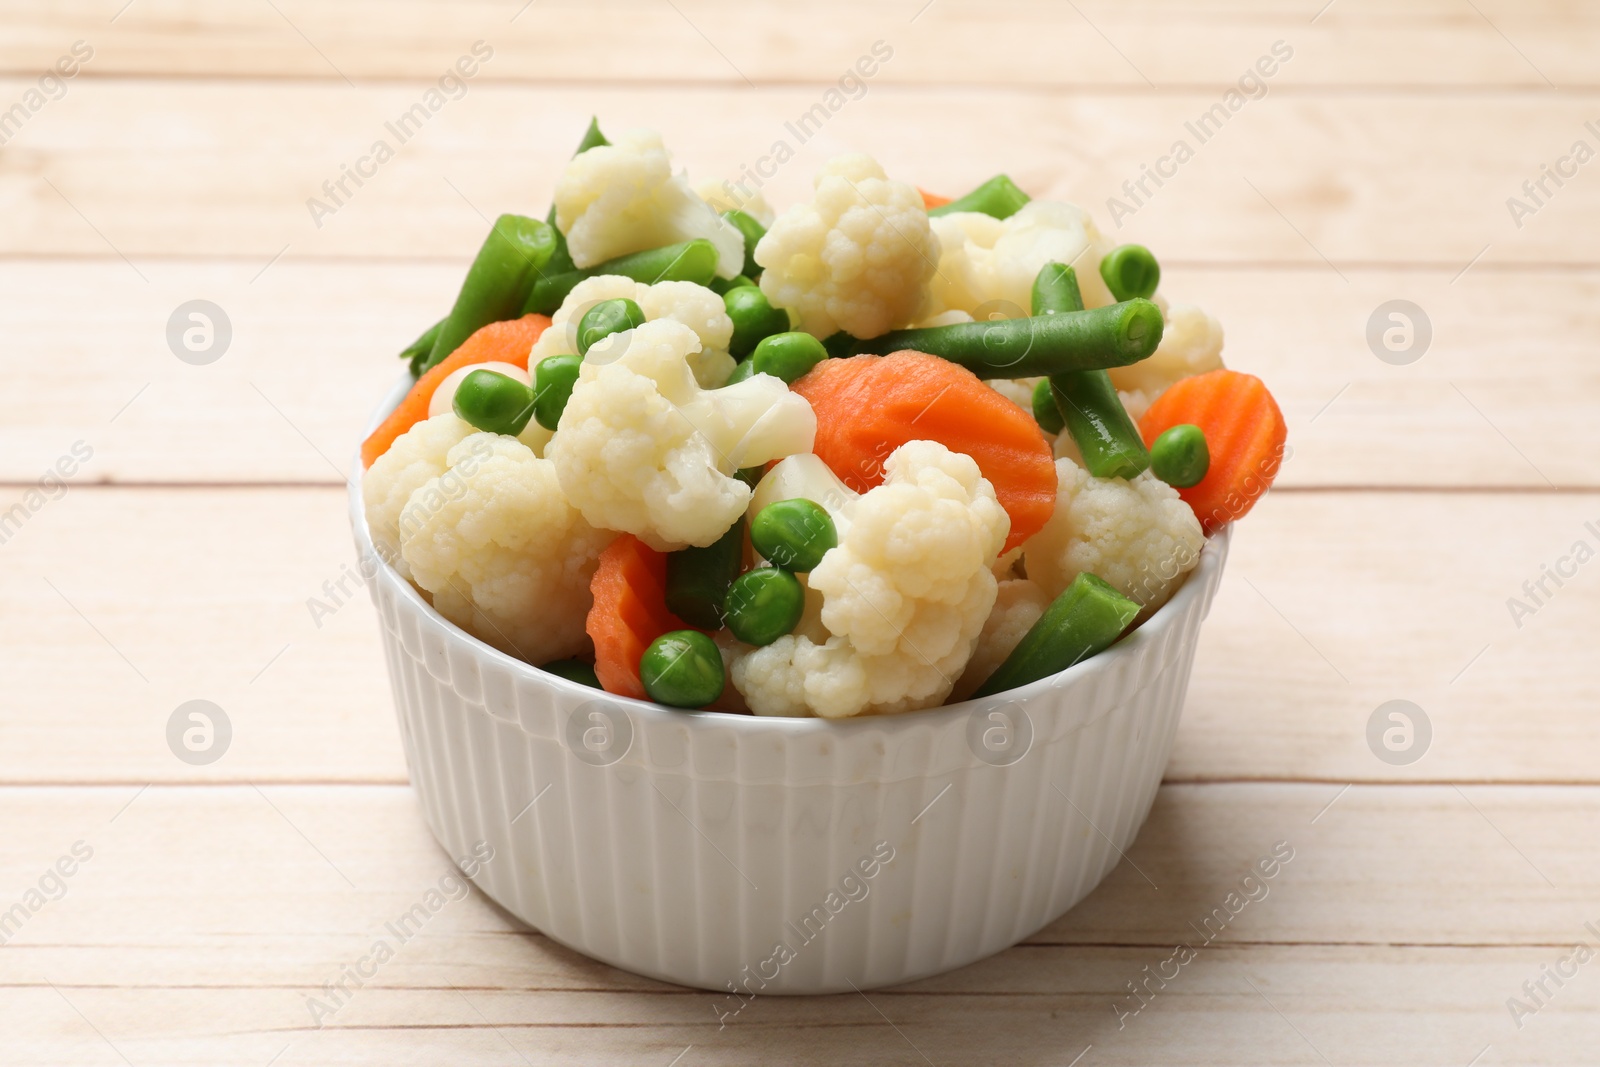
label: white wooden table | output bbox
[3,2,1597,1062]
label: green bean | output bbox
[1031,378,1066,435]
[572,115,610,157]
[401,317,445,377]
[723,567,805,647]
[665,518,745,630]
[540,658,601,689]
[532,353,583,431]
[1050,373,1150,480]
[972,572,1141,698]
[834,299,1164,378]
[724,285,790,359]
[1150,423,1210,488]
[1033,262,1150,479]
[452,368,536,436]
[721,210,767,278]
[576,297,647,356]
[1031,260,1083,316]
[421,214,559,374]
[1099,244,1161,301]
[750,498,836,572]
[927,174,1031,220]
[709,274,754,295]
[749,331,828,385]
[523,239,720,316]
[640,630,725,708]
[723,359,756,386]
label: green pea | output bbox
[533,353,584,431]
[724,285,790,359]
[724,568,805,647]
[723,359,756,386]
[750,331,828,385]
[1099,244,1161,301]
[540,658,601,689]
[576,297,647,356]
[1031,378,1066,434]
[750,498,837,573]
[640,630,725,708]
[1150,423,1210,488]
[452,369,535,436]
[721,209,767,278]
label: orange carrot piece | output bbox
[920,188,952,210]
[791,351,1057,553]
[586,535,695,701]
[1138,369,1287,534]
[360,313,550,468]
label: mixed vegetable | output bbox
[361,118,1287,719]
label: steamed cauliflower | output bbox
[1024,458,1204,613]
[732,443,1010,718]
[926,201,1118,319]
[546,318,816,550]
[694,179,777,227]
[754,154,938,339]
[395,433,613,663]
[363,413,478,579]
[554,129,745,279]
[1107,303,1225,421]
[951,578,1051,701]
[532,275,738,388]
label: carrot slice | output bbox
[920,188,952,210]
[791,351,1057,553]
[586,535,695,701]
[360,313,550,468]
[1138,369,1287,534]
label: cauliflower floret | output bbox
[754,154,938,339]
[362,413,477,579]
[731,442,1010,718]
[951,578,1051,702]
[1107,303,1224,419]
[398,434,613,663]
[694,178,777,227]
[532,275,737,388]
[1024,458,1204,614]
[987,376,1039,413]
[546,318,815,550]
[555,128,745,279]
[926,201,1117,319]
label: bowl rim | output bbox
[352,371,1228,737]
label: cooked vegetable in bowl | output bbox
[359,117,1287,720]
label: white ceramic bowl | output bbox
[352,376,1230,994]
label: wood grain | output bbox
[2,486,1595,785]
[4,262,1596,488]
[0,784,1588,1065]
[4,1,1597,1062]
[1,80,1596,265]
[2,0,1591,89]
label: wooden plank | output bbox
[1,487,1596,785]
[2,0,1594,89]
[1,80,1597,265]
[4,261,1597,489]
[0,783,1593,1064]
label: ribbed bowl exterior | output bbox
[350,397,1229,994]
